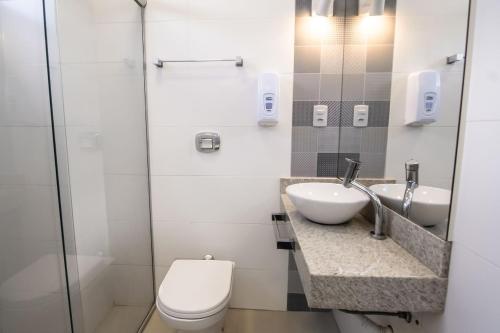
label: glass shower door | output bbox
[45,0,155,332]
[0,0,73,332]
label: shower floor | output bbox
[143,308,339,333]
[95,305,151,333]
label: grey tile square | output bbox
[361,127,388,153]
[292,101,316,126]
[291,152,318,177]
[366,101,390,126]
[293,74,320,101]
[318,127,340,153]
[322,100,341,126]
[295,0,312,17]
[368,16,395,44]
[320,45,344,74]
[320,74,342,101]
[337,153,360,175]
[339,127,362,153]
[317,153,338,177]
[340,101,357,126]
[343,44,367,74]
[366,45,394,72]
[322,17,345,45]
[294,46,321,73]
[365,73,392,101]
[292,127,318,152]
[341,74,365,101]
[317,153,360,177]
[359,153,386,178]
[295,17,322,46]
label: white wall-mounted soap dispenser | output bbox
[405,70,441,126]
[257,72,279,127]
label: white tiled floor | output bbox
[143,309,339,333]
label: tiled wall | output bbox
[146,0,294,310]
[291,0,396,178]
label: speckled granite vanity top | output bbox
[281,193,449,312]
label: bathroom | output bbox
[0,0,498,332]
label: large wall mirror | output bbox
[292,0,469,240]
[333,0,470,240]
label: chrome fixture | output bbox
[312,0,334,17]
[402,160,419,218]
[195,132,221,153]
[154,56,243,68]
[359,0,385,16]
[446,53,465,65]
[342,158,386,240]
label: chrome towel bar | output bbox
[154,56,243,68]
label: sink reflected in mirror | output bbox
[286,183,369,225]
[370,184,451,227]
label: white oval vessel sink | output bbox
[286,183,370,225]
[369,184,451,227]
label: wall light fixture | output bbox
[312,0,334,17]
[359,0,385,16]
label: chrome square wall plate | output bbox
[195,132,221,153]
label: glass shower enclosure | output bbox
[0,0,154,332]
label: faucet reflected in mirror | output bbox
[342,158,386,240]
[402,160,419,218]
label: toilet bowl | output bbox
[156,259,235,333]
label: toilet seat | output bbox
[157,260,234,320]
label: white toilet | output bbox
[156,259,235,333]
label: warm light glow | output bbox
[358,15,386,39]
[307,16,333,40]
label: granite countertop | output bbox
[282,194,448,312]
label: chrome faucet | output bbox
[402,160,419,218]
[342,158,386,240]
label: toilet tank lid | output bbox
[157,260,234,319]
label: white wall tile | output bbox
[147,0,294,310]
[104,174,150,222]
[188,0,294,21]
[109,220,152,265]
[0,127,56,186]
[187,18,294,74]
[0,185,60,242]
[153,221,288,271]
[229,268,288,311]
[151,176,281,223]
[154,265,170,292]
[112,264,154,306]
[150,125,291,177]
[145,0,191,22]
[393,8,468,73]
[452,121,500,267]
[426,244,500,333]
[87,0,142,23]
[463,0,500,122]
[385,126,458,188]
